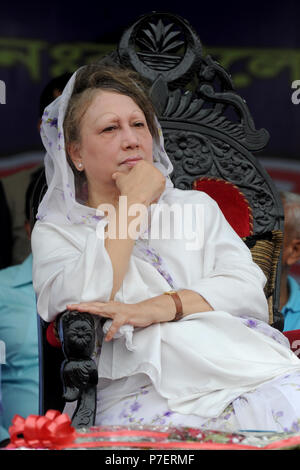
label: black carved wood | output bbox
[112,11,284,324]
[115,12,283,235]
[59,311,98,428]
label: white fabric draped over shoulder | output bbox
[31,188,268,323]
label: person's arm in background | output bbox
[0,365,10,447]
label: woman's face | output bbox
[68,90,153,197]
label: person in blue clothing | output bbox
[280,191,300,332]
[0,170,42,446]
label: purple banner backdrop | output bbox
[0,1,300,163]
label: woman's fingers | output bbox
[104,322,120,342]
[66,301,135,341]
[66,302,126,325]
[67,302,108,314]
[104,313,128,342]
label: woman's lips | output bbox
[121,158,142,167]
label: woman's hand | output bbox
[112,160,166,207]
[67,290,213,342]
[67,296,176,342]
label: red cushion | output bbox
[283,330,300,357]
[46,322,61,348]
[193,177,253,238]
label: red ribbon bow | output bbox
[8,410,76,449]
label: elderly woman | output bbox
[32,64,300,432]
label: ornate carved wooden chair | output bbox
[33,12,284,427]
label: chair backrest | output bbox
[109,11,284,325]
[32,11,285,425]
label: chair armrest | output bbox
[57,310,98,428]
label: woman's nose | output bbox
[122,126,139,148]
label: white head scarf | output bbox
[37,66,178,290]
[37,66,174,226]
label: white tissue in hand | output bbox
[103,320,136,351]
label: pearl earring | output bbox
[78,162,83,170]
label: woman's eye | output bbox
[102,125,117,133]
[134,122,145,128]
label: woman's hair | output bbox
[64,64,158,148]
[63,64,158,195]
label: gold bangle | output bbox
[163,290,183,322]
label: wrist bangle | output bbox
[163,290,183,322]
